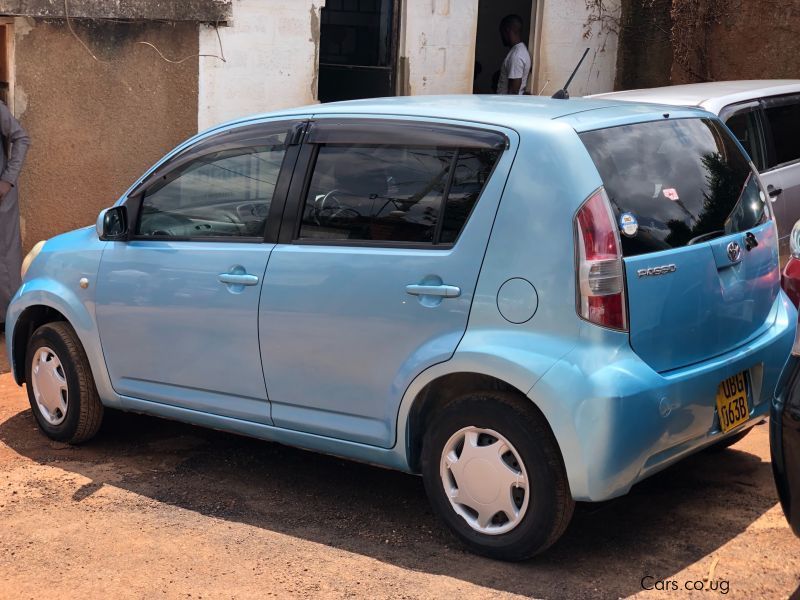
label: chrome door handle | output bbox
[218,273,260,286]
[405,284,461,298]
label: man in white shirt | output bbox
[497,14,531,95]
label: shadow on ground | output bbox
[0,407,779,598]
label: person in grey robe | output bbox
[0,100,30,325]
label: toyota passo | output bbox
[7,96,796,560]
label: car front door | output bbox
[95,119,304,423]
[259,118,516,447]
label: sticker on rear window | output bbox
[619,212,638,237]
[663,188,680,201]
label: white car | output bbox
[594,80,800,260]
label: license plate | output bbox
[715,372,750,433]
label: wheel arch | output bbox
[7,286,120,407]
[402,369,564,475]
[11,304,68,383]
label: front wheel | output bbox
[25,322,104,444]
[421,392,574,561]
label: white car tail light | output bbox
[575,188,628,331]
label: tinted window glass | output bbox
[765,101,800,167]
[440,149,500,244]
[724,110,766,171]
[581,118,767,257]
[138,134,286,239]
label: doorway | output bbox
[473,0,534,94]
[318,0,399,103]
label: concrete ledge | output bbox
[0,0,232,23]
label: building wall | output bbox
[198,0,325,131]
[398,0,619,98]
[614,0,672,90]
[535,0,620,97]
[399,0,479,96]
[615,1,800,88]
[670,0,800,84]
[14,17,198,251]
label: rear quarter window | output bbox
[580,118,768,257]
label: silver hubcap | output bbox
[440,426,529,535]
[31,347,69,426]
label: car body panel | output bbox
[783,257,800,308]
[95,240,274,424]
[624,222,780,372]
[771,354,800,537]
[5,227,122,407]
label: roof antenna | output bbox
[551,48,590,99]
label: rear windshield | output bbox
[580,118,768,257]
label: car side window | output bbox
[764,98,800,169]
[298,144,500,245]
[137,131,288,239]
[724,110,766,171]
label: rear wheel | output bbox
[421,392,574,561]
[25,322,103,444]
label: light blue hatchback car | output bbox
[7,96,796,560]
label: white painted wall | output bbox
[399,0,479,96]
[534,0,620,97]
[195,0,619,131]
[198,0,325,131]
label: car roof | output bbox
[590,80,800,114]
[209,95,710,136]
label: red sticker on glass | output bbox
[663,188,679,201]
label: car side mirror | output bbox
[96,206,129,241]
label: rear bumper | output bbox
[530,293,796,502]
[771,355,800,537]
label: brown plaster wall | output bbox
[670,0,800,84]
[615,0,673,90]
[14,18,198,252]
[616,0,800,89]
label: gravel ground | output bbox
[0,371,799,599]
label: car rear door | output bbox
[258,118,515,447]
[580,116,779,373]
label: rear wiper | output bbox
[687,230,725,245]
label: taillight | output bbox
[575,188,628,331]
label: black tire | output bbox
[421,391,574,561]
[25,321,103,444]
[705,427,752,452]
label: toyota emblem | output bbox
[727,241,742,263]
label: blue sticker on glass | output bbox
[619,212,638,237]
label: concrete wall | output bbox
[535,0,620,97]
[14,17,198,251]
[198,0,325,131]
[399,0,479,96]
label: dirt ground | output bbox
[1,360,799,600]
